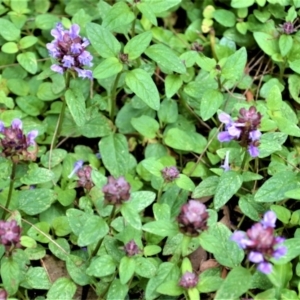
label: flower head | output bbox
[0,119,38,161]
[179,272,199,289]
[177,200,208,236]
[279,22,296,34]
[124,240,139,256]
[161,166,180,182]
[102,176,131,205]
[218,107,262,157]
[231,211,286,274]
[68,160,84,178]
[0,220,21,250]
[47,23,93,79]
[76,165,94,190]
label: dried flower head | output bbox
[47,23,93,79]
[124,240,139,256]
[0,119,38,161]
[218,106,262,157]
[0,220,21,250]
[102,176,131,205]
[161,166,180,182]
[177,200,208,236]
[179,272,199,289]
[231,211,286,274]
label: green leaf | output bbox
[16,95,45,116]
[134,257,157,278]
[128,191,156,212]
[107,279,129,300]
[93,57,123,79]
[25,267,51,290]
[145,44,186,74]
[273,116,300,137]
[47,278,76,300]
[192,176,219,198]
[142,0,181,13]
[221,47,247,82]
[267,263,292,289]
[125,69,160,110]
[86,22,121,58]
[99,133,130,177]
[1,257,20,295]
[78,215,109,246]
[156,280,183,296]
[0,19,20,41]
[215,267,251,299]
[164,74,183,99]
[200,223,244,268]
[214,171,243,210]
[213,9,236,27]
[20,165,55,185]
[200,89,224,121]
[19,36,38,49]
[124,31,152,60]
[119,256,136,284]
[254,32,279,56]
[142,220,178,237]
[288,59,300,74]
[144,245,162,256]
[65,88,86,127]
[27,222,50,243]
[279,35,293,57]
[7,79,29,96]
[53,216,71,236]
[266,84,282,111]
[66,209,89,236]
[17,52,38,74]
[288,74,300,103]
[41,149,67,168]
[231,0,254,7]
[254,171,299,203]
[35,14,60,30]
[131,115,159,138]
[18,189,56,215]
[121,203,142,230]
[198,275,223,293]
[175,174,195,191]
[49,238,70,261]
[259,132,287,158]
[66,255,91,285]
[102,2,135,32]
[2,42,18,54]
[164,128,207,154]
[270,205,291,224]
[196,53,216,71]
[86,255,116,277]
[275,238,300,264]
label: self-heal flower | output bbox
[124,240,139,256]
[218,107,262,158]
[177,200,208,236]
[68,160,84,178]
[0,220,21,250]
[220,151,230,171]
[231,211,286,274]
[102,176,131,205]
[179,272,199,289]
[46,23,93,79]
[161,166,180,182]
[76,165,94,190]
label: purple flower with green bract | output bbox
[46,23,93,80]
[231,211,286,274]
[218,106,262,158]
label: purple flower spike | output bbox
[231,211,286,275]
[47,23,93,80]
[220,151,230,171]
[261,211,277,228]
[179,272,199,289]
[68,160,84,178]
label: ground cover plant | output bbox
[1,0,300,299]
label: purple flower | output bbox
[177,200,208,236]
[102,176,131,205]
[280,22,296,34]
[124,240,139,256]
[0,289,7,300]
[179,272,199,289]
[218,107,262,158]
[76,165,94,190]
[231,211,286,274]
[68,160,84,178]
[0,220,21,249]
[161,166,180,182]
[220,151,230,171]
[47,23,93,80]
[27,130,38,146]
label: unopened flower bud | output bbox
[0,220,21,248]
[161,166,180,182]
[76,165,94,190]
[179,272,199,289]
[124,240,139,256]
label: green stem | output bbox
[131,5,137,37]
[241,150,249,171]
[2,162,16,219]
[109,72,121,120]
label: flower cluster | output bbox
[161,166,180,182]
[231,211,286,274]
[0,220,21,250]
[124,240,140,257]
[102,176,131,205]
[0,119,38,161]
[47,23,93,79]
[279,22,296,35]
[179,272,199,289]
[218,106,262,157]
[177,200,208,236]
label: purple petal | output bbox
[257,262,273,274]
[82,37,90,48]
[62,55,75,68]
[0,121,5,133]
[78,51,93,66]
[68,160,84,178]
[69,24,80,39]
[11,119,22,130]
[248,251,264,263]
[273,246,287,259]
[70,43,82,54]
[248,144,259,157]
[261,211,277,228]
[51,23,64,40]
[51,64,64,74]
[249,130,261,141]
[227,125,241,138]
[27,130,38,145]
[231,231,249,249]
[74,68,93,80]
[218,131,234,142]
[220,151,230,171]
[218,112,233,124]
